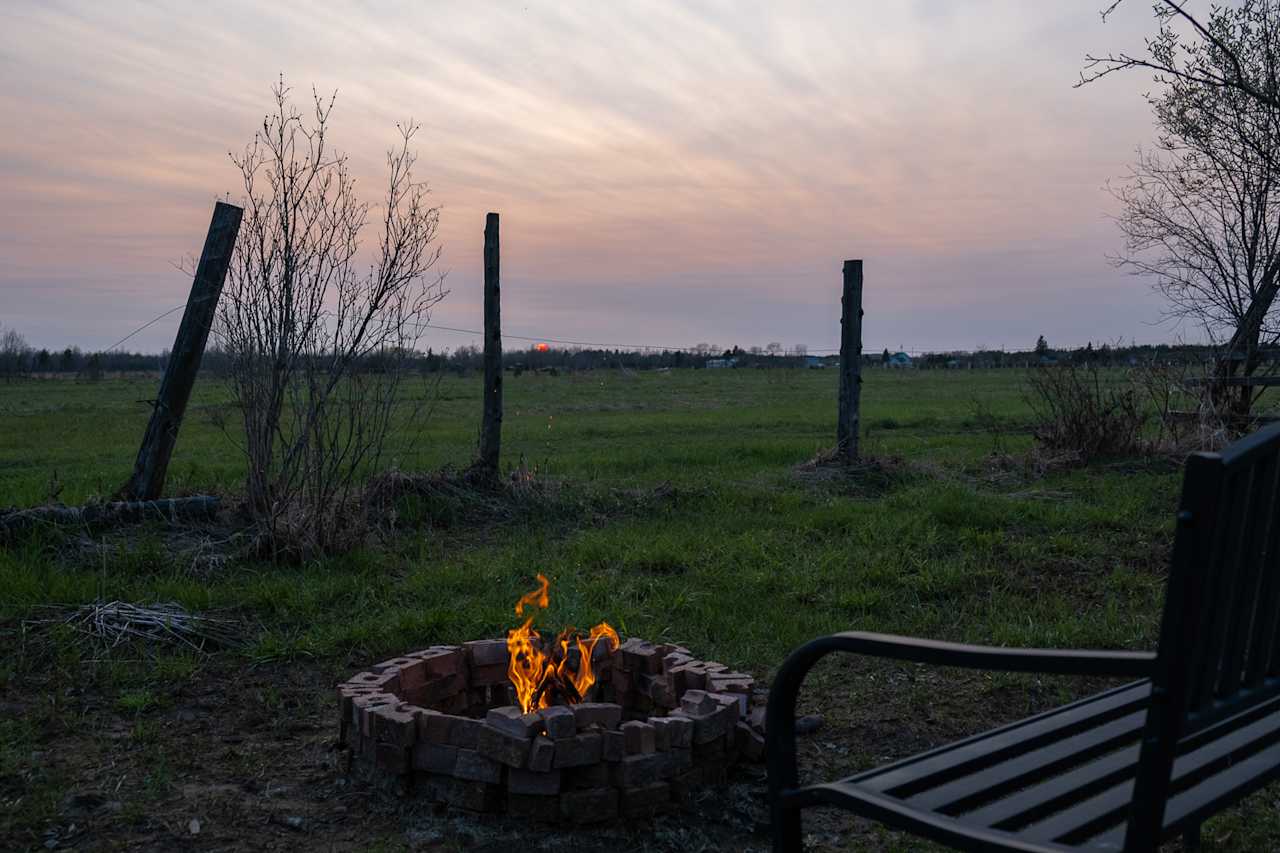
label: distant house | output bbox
[706,357,737,369]
[887,351,913,368]
[805,356,825,369]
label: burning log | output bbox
[506,574,620,713]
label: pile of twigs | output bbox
[24,600,242,652]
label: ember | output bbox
[506,574,619,713]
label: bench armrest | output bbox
[766,631,1155,826]
[798,631,1156,677]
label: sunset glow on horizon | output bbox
[1,1,1175,354]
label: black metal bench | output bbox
[767,423,1280,852]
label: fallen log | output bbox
[0,496,221,536]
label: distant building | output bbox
[805,356,825,369]
[706,357,737,369]
[888,352,913,368]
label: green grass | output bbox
[0,369,1151,672]
[4,367,1268,849]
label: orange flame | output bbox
[506,574,620,713]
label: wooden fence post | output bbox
[122,202,243,501]
[837,259,863,462]
[478,212,503,472]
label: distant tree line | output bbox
[0,322,1244,382]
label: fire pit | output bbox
[337,576,766,822]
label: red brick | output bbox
[553,732,603,768]
[477,724,531,768]
[486,706,541,738]
[420,673,468,704]
[621,720,656,754]
[375,742,410,774]
[736,721,765,762]
[372,704,418,747]
[706,690,746,718]
[679,689,718,715]
[618,638,662,674]
[662,652,695,672]
[440,691,470,715]
[670,663,707,692]
[453,748,502,783]
[612,669,635,694]
[649,716,675,751]
[374,656,428,690]
[659,747,692,779]
[508,767,561,795]
[611,753,661,788]
[528,735,555,772]
[566,762,609,789]
[602,729,625,762]
[571,702,622,730]
[641,672,676,707]
[693,737,725,759]
[708,672,754,697]
[337,684,384,721]
[663,715,693,748]
[470,663,509,687]
[464,638,510,667]
[352,693,399,736]
[412,646,465,678]
[448,716,482,749]
[506,792,559,821]
[539,705,577,739]
[412,742,458,774]
[347,670,401,693]
[620,781,673,818]
[558,787,618,824]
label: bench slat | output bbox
[855,682,1150,797]
[1244,450,1280,685]
[1188,467,1250,715]
[1219,452,1278,698]
[907,710,1146,814]
[1021,693,1280,845]
[961,745,1139,831]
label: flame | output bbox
[506,574,620,713]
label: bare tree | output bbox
[1083,0,1280,112]
[218,80,446,558]
[0,326,32,381]
[1105,2,1280,417]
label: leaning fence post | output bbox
[837,259,863,462]
[478,212,503,473]
[121,201,243,501]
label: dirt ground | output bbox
[4,649,1196,853]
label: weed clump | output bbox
[1025,364,1149,463]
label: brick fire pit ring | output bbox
[338,637,766,822]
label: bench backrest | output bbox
[1129,423,1280,845]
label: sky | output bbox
[0,1,1188,355]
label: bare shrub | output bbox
[218,80,446,559]
[1025,364,1149,463]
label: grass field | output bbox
[1,368,1275,851]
